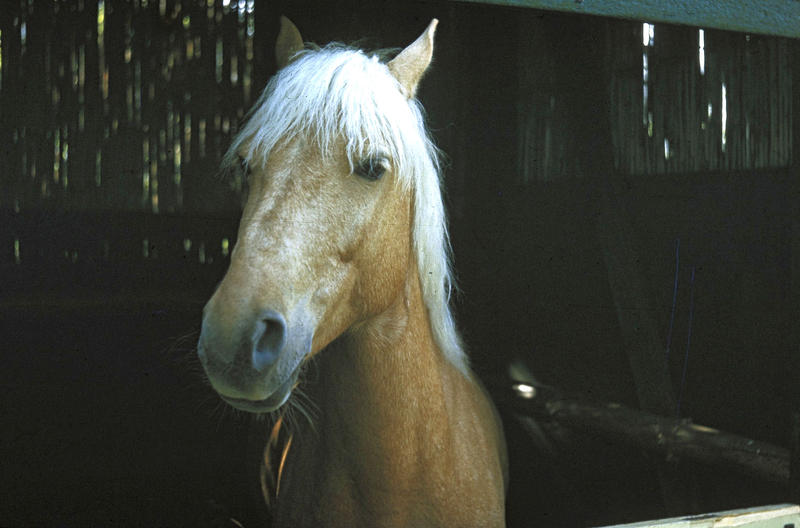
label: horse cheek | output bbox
[358,217,410,318]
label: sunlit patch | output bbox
[698,29,705,75]
[642,22,654,47]
[721,82,727,152]
[513,383,536,399]
[641,24,653,129]
[94,149,102,187]
[215,38,223,82]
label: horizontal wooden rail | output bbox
[452,0,800,39]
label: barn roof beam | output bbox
[453,0,800,39]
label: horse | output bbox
[197,16,508,527]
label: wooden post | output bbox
[790,413,800,502]
[791,34,800,505]
[593,18,694,513]
[512,13,691,511]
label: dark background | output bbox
[1,0,797,526]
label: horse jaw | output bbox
[387,19,438,98]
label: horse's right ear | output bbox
[275,16,303,69]
[388,19,438,98]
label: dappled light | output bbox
[5,0,256,215]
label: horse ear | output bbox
[387,19,438,98]
[275,16,304,69]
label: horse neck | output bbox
[313,254,458,480]
[276,255,508,527]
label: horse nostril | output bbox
[252,310,287,371]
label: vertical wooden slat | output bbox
[0,2,23,209]
[791,39,799,465]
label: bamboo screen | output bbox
[1,4,795,205]
[517,19,793,182]
[1,0,263,214]
[608,22,793,175]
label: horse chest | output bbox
[269,425,503,528]
[270,438,387,527]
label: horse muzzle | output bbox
[197,307,312,413]
[218,374,298,412]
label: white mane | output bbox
[224,44,469,375]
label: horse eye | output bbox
[354,157,388,181]
[238,156,252,180]
[236,156,251,207]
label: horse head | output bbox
[197,18,451,413]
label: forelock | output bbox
[224,44,437,183]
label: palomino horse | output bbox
[198,17,508,527]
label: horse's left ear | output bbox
[388,19,438,98]
[275,16,304,69]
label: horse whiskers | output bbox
[192,390,220,416]
[212,398,242,432]
[285,387,319,435]
[162,329,201,355]
[289,355,322,432]
[173,328,201,345]
[161,328,206,375]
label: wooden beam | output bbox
[595,180,676,418]
[500,384,791,485]
[451,0,800,39]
